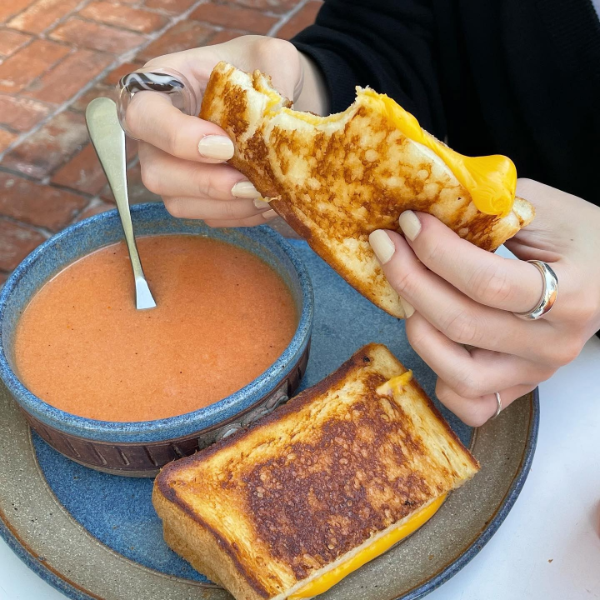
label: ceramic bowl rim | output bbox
[0,203,313,443]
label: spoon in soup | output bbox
[85,98,156,310]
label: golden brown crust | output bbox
[200,62,535,319]
[402,374,480,473]
[154,344,479,600]
[155,344,369,480]
[153,487,269,600]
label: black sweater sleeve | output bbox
[292,0,600,207]
[292,0,446,138]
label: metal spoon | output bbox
[85,98,156,310]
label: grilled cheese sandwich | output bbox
[153,344,479,600]
[200,62,535,318]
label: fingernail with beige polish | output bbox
[398,210,421,241]
[262,209,277,220]
[400,297,415,318]
[231,181,260,199]
[368,230,395,265]
[253,198,271,209]
[198,135,234,160]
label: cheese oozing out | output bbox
[375,370,413,396]
[288,370,442,599]
[360,90,516,217]
[289,494,447,599]
[265,85,517,217]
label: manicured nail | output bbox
[253,198,271,209]
[198,135,234,160]
[368,230,395,265]
[398,210,421,241]
[231,181,260,199]
[400,297,415,318]
[262,209,277,220]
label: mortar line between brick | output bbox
[2,0,73,30]
[0,0,97,161]
[9,44,78,98]
[46,182,94,199]
[61,124,148,220]
[45,15,153,37]
[0,0,212,165]
[268,0,312,37]
[71,195,103,222]
[0,166,94,202]
[113,0,211,62]
[0,165,55,184]
[10,0,95,40]
[0,214,53,238]
[0,40,77,117]
[0,35,38,66]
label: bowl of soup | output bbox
[0,203,313,476]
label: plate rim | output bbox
[0,388,539,600]
[400,386,539,600]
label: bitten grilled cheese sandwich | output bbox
[153,344,479,600]
[200,62,535,318]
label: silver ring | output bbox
[493,392,502,419]
[514,260,558,320]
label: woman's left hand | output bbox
[368,179,600,426]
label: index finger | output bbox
[398,210,548,314]
[125,91,234,163]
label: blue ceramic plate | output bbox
[0,238,538,600]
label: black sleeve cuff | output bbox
[291,39,360,114]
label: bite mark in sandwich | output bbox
[200,62,535,319]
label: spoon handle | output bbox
[85,98,156,309]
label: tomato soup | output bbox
[13,235,298,422]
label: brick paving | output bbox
[0,0,322,285]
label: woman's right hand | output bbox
[126,36,325,227]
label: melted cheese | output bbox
[360,90,516,217]
[262,82,516,217]
[256,80,284,112]
[289,494,447,599]
[376,370,413,397]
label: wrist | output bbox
[294,53,330,116]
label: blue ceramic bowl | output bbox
[0,203,313,476]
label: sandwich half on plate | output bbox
[153,344,479,600]
[200,62,535,318]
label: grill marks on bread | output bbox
[154,344,479,600]
[240,382,434,580]
[200,62,535,318]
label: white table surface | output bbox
[1,335,599,600]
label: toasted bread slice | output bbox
[200,62,535,318]
[153,344,479,600]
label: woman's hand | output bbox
[126,35,327,227]
[368,179,600,426]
